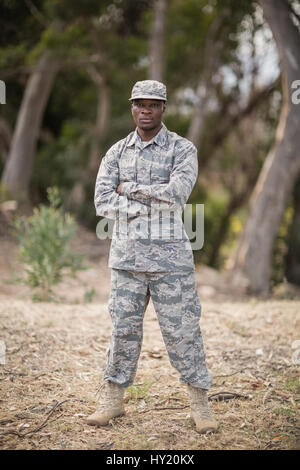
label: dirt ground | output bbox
[0,226,299,450]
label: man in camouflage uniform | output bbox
[87,80,218,433]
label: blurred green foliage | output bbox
[0,0,291,287]
[13,187,87,301]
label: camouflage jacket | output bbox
[94,123,198,272]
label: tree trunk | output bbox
[208,170,258,268]
[186,84,210,147]
[285,177,300,285]
[88,76,110,177]
[66,69,111,212]
[186,11,228,147]
[233,0,300,294]
[148,0,169,82]
[0,117,12,163]
[1,51,60,205]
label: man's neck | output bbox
[137,124,162,142]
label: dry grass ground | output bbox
[0,228,299,450]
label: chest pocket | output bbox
[151,161,172,184]
[119,154,136,182]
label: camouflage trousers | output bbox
[103,269,211,390]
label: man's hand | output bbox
[116,183,122,195]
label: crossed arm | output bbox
[94,141,198,220]
[94,144,150,220]
[118,143,198,210]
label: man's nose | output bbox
[141,106,152,113]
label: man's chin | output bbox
[138,122,157,131]
[140,126,154,131]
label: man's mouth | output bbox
[140,118,153,123]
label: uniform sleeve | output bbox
[94,145,150,220]
[121,143,198,210]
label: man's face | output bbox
[131,99,165,132]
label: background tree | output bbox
[148,0,169,81]
[1,50,61,208]
[285,177,300,285]
[233,0,300,294]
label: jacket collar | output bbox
[126,122,168,149]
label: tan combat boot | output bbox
[86,381,125,426]
[187,384,218,434]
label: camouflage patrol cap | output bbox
[129,80,167,102]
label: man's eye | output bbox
[134,103,160,109]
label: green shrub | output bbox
[13,186,86,301]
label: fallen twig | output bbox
[2,369,27,377]
[138,405,189,414]
[23,373,47,383]
[0,398,86,438]
[0,418,14,425]
[214,370,242,378]
[208,391,250,401]
[137,390,251,413]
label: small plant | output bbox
[126,380,155,401]
[284,377,300,394]
[83,287,96,303]
[13,186,87,301]
[274,407,294,418]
